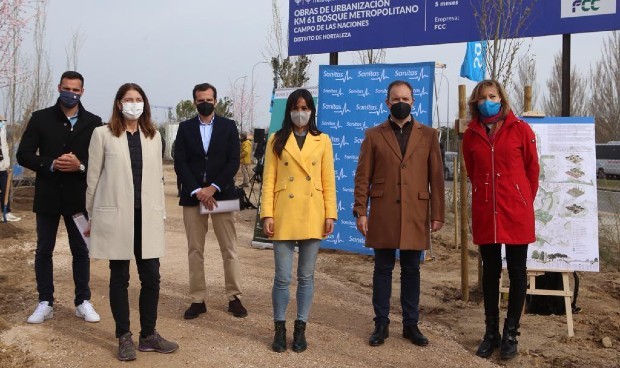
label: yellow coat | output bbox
[260,132,337,240]
[240,139,252,164]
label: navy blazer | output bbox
[174,114,240,206]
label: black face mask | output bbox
[196,102,214,116]
[390,102,411,120]
[59,90,81,108]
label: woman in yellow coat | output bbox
[261,88,337,353]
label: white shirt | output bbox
[191,115,220,195]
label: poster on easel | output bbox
[521,116,599,272]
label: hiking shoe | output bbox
[5,213,21,222]
[117,332,136,361]
[138,331,179,354]
[228,296,248,318]
[27,301,53,324]
[75,300,101,322]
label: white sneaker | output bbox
[76,300,101,323]
[27,301,53,324]
[5,213,21,222]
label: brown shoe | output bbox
[184,302,207,319]
[117,332,136,361]
[138,331,179,354]
[228,296,248,318]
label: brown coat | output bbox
[353,119,445,250]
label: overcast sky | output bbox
[11,0,615,129]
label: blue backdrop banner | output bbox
[289,0,620,55]
[318,62,435,254]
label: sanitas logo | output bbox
[357,69,390,82]
[561,0,616,17]
[412,102,427,116]
[323,120,343,130]
[322,88,344,97]
[325,232,344,245]
[323,70,352,83]
[335,167,348,180]
[395,68,430,81]
[414,86,430,98]
[331,135,349,148]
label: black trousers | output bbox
[109,210,160,338]
[479,244,529,321]
[35,213,91,306]
[372,249,422,326]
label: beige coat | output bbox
[86,126,165,260]
[353,120,445,250]
[260,132,338,240]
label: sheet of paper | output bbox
[72,212,91,250]
[200,199,240,214]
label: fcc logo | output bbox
[561,0,616,18]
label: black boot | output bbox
[500,317,520,359]
[272,321,286,353]
[369,324,389,346]
[292,320,307,353]
[476,317,501,358]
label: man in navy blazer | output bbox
[174,82,247,319]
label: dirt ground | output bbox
[0,164,618,368]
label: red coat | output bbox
[462,111,539,245]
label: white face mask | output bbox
[290,111,311,127]
[121,102,144,121]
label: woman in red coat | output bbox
[462,80,539,360]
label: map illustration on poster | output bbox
[318,62,435,254]
[525,116,599,272]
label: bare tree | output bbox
[229,78,253,133]
[65,27,85,70]
[265,0,311,89]
[509,55,538,114]
[542,53,589,117]
[590,31,620,143]
[0,0,30,89]
[1,1,50,171]
[473,0,537,87]
[355,49,386,64]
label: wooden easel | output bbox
[499,269,575,337]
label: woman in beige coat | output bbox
[85,83,177,361]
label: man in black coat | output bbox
[17,71,102,324]
[174,82,247,319]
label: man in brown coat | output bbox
[353,80,445,347]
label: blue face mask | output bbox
[59,90,81,108]
[478,100,501,117]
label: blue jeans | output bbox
[272,239,321,322]
[372,249,422,327]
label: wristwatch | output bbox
[79,163,86,173]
